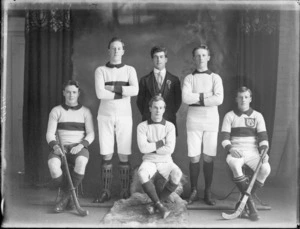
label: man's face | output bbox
[193,48,210,68]
[63,85,80,106]
[108,41,124,61]
[149,100,165,121]
[152,51,168,71]
[236,91,252,111]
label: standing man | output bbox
[137,95,182,219]
[46,80,95,213]
[182,45,224,205]
[94,37,139,203]
[221,86,271,221]
[136,46,182,135]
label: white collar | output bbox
[153,68,166,76]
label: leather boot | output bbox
[54,191,71,213]
[155,202,171,219]
[188,188,199,204]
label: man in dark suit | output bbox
[137,46,182,135]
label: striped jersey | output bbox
[221,108,269,151]
[46,104,95,148]
[137,119,176,163]
[182,70,223,131]
[95,64,139,116]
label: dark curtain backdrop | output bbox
[23,8,73,184]
[237,10,279,146]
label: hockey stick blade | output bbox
[71,192,89,216]
[222,195,248,220]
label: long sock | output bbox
[71,171,84,189]
[50,174,64,189]
[203,161,214,192]
[159,180,178,201]
[251,180,264,195]
[142,180,160,204]
[189,162,200,190]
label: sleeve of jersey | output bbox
[46,108,59,148]
[203,74,224,107]
[137,123,157,154]
[256,113,269,147]
[121,67,139,97]
[220,112,233,151]
[82,108,95,147]
[136,78,146,115]
[156,123,176,155]
[173,77,182,113]
[182,75,201,105]
[95,67,118,100]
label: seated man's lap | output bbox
[48,144,89,166]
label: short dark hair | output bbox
[108,37,125,49]
[63,80,80,90]
[192,44,210,57]
[236,86,252,97]
[150,46,168,58]
[148,95,166,108]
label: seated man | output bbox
[220,86,271,221]
[137,95,183,219]
[46,80,95,213]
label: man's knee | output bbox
[118,154,129,162]
[138,168,150,184]
[170,168,182,184]
[74,156,88,174]
[203,154,214,163]
[190,155,200,163]
[227,161,243,177]
[260,163,271,178]
[48,158,62,178]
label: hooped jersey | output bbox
[221,108,268,151]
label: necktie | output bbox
[157,72,163,90]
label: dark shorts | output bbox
[48,144,89,166]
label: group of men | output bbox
[46,37,271,221]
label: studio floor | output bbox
[2,172,298,228]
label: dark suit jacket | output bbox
[136,70,182,135]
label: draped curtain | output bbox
[237,10,280,147]
[23,8,73,184]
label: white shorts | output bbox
[97,115,132,155]
[187,131,218,157]
[226,147,270,171]
[138,161,182,184]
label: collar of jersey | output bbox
[106,62,125,68]
[234,107,254,117]
[192,69,212,75]
[61,103,82,110]
[147,118,166,125]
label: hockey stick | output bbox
[58,138,89,217]
[222,148,268,220]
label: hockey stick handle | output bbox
[57,137,89,216]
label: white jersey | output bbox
[182,70,223,131]
[95,64,139,116]
[137,119,176,163]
